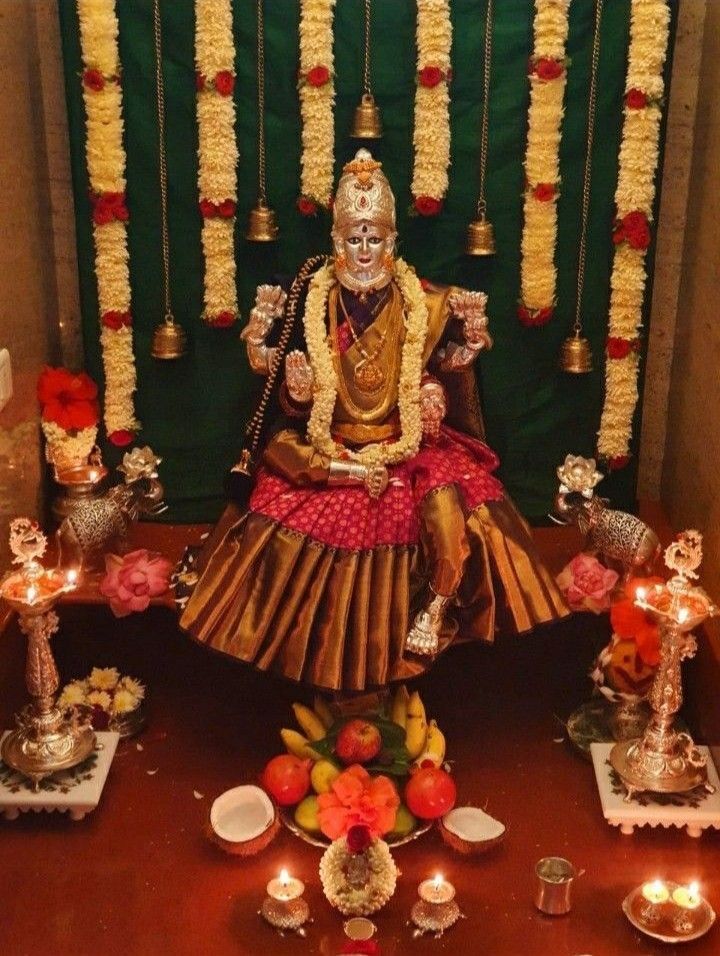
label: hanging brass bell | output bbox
[465,215,496,256]
[351,93,382,139]
[560,332,593,374]
[151,319,187,360]
[246,199,278,242]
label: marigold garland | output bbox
[597,0,670,466]
[195,0,239,328]
[304,259,428,468]
[411,0,452,215]
[298,0,337,212]
[518,0,571,326]
[77,0,139,443]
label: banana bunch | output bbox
[390,684,446,767]
[280,697,333,760]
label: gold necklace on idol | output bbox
[337,287,390,395]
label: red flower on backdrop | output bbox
[297,196,318,216]
[317,764,400,841]
[199,198,237,219]
[305,65,330,87]
[414,195,443,217]
[101,310,132,331]
[37,366,99,431]
[518,304,554,327]
[208,310,236,328]
[82,69,105,92]
[532,182,556,202]
[195,72,206,92]
[418,65,445,88]
[532,57,564,81]
[91,191,129,226]
[625,88,648,109]
[607,454,631,471]
[610,577,664,667]
[100,549,172,618]
[613,210,651,250]
[607,336,639,360]
[108,429,135,448]
[214,71,235,96]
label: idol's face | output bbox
[333,221,396,292]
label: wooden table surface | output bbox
[0,509,719,956]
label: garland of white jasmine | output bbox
[195,0,239,328]
[411,0,452,216]
[304,259,427,467]
[297,0,337,214]
[597,0,670,468]
[77,0,139,445]
[518,0,570,327]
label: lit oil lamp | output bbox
[639,879,669,925]
[409,873,464,938]
[610,531,718,799]
[259,868,311,937]
[0,519,95,789]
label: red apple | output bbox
[405,766,457,820]
[261,754,311,806]
[334,719,382,765]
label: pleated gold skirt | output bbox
[180,496,569,692]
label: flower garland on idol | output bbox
[304,259,427,467]
[298,0,337,214]
[597,0,670,468]
[77,0,138,445]
[195,0,239,328]
[518,0,571,327]
[411,0,452,217]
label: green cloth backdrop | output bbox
[58,0,675,523]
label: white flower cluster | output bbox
[319,837,398,916]
[58,667,145,716]
[77,0,138,436]
[411,0,452,203]
[519,0,571,315]
[304,259,428,468]
[597,0,670,460]
[41,421,97,468]
[299,0,337,207]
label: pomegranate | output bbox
[405,766,457,820]
[261,754,311,806]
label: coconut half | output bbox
[207,785,279,856]
[439,806,506,855]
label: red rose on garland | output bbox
[297,196,318,216]
[91,191,129,226]
[306,65,330,87]
[607,336,639,360]
[208,310,236,328]
[418,65,444,88]
[607,454,631,471]
[101,310,132,331]
[613,210,651,250]
[532,182,556,202]
[83,69,105,92]
[195,72,206,92]
[37,367,99,432]
[414,195,443,217]
[214,71,235,96]
[625,88,648,109]
[217,198,237,218]
[532,58,564,81]
[109,429,135,448]
[518,304,554,327]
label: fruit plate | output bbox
[280,810,432,849]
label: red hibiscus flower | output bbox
[610,577,664,667]
[518,304,554,327]
[625,88,648,109]
[214,71,235,96]
[533,57,564,81]
[195,72,206,92]
[532,182,556,202]
[306,65,330,87]
[208,310,236,328]
[82,69,105,92]
[108,429,135,447]
[414,195,443,216]
[297,196,318,216]
[607,454,631,471]
[418,65,444,88]
[101,310,132,330]
[37,366,99,431]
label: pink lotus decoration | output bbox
[100,549,172,618]
[556,552,619,614]
[317,764,400,841]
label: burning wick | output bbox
[65,569,79,588]
[280,869,289,887]
[26,585,38,605]
[678,607,690,625]
[635,586,647,603]
[672,881,702,910]
[89,470,99,482]
[642,879,669,905]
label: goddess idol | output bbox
[180,150,568,691]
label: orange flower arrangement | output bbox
[609,576,664,667]
[37,367,99,431]
[317,765,399,841]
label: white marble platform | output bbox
[0,731,119,821]
[591,742,720,838]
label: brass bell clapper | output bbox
[560,328,593,374]
[247,0,279,242]
[351,0,382,140]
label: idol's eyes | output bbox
[346,235,384,246]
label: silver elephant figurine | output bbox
[56,447,166,568]
[553,455,660,578]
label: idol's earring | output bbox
[382,252,395,272]
[335,252,348,272]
